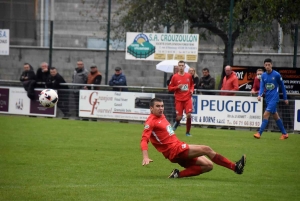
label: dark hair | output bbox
[50,67,56,70]
[257,68,263,72]
[150,98,163,107]
[202,68,209,72]
[178,60,185,65]
[264,58,272,63]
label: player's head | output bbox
[178,60,185,73]
[256,68,263,80]
[150,98,164,117]
[264,58,273,72]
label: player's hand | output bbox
[257,96,261,101]
[178,84,183,89]
[142,158,153,166]
[284,100,289,105]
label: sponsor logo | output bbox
[127,33,155,59]
[265,83,275,90]
[167,125,174,136]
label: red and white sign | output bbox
[79,90,154,121]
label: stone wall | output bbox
[0,46,298,88]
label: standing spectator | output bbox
[220,65,239,96]
[251,68,263,94]
[45,67,69,117]
[72,60,88,117]
[36,62,50,88]
[109,67,128,91]
[85,64,102,90]
[188,67,200,93]
[20,63,36,100]
[168,61,194,137]
[166,65,179,86]
[254,58,289,140]
[198,68,216,95]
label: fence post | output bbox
[293,24,298,68]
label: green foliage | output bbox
[82,0,299,63]
[1,115,300,201]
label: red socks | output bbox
[179,165,202,178]
[211,153,235,171]
[186,117,191,133]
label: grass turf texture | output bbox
[0,115,299,201]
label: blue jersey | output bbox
[259,70,287,103]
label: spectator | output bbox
[45,67,69,117]
[36,62,50,88]
[188,67,200,93]
[199,68,216,95]
[166,65,179,86]
[72,60,88,117]
[109,67,128,91]
[20,63,36,100]
[251,68,263,95]
[220,65,239,96]
[85,64,102,90]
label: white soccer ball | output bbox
[39,89,58,108]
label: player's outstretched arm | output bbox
[142,150,153,166]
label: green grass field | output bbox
[0,115,299,201]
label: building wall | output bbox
[0,47,298,88]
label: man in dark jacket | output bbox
[46,67,69,117]
[20,63,36,100]
[109,67,128,91]
[198,68,216,95]
[36,62,50,88]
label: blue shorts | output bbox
[265,101,278,114]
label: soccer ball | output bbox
[39,89,58,108]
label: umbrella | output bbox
[156,60,190,73]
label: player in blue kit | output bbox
[254,58,289,140]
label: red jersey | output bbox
[168,73,194,101]
[141,114,182,155]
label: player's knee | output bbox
[176,115,182,120]
[207,163,213,172]
[186,113,192,118]
[202,145,213,154]
[202,163,213,173]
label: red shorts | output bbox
[175,99,193,116]
[163,142,197,168]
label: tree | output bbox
[82,0,300,66]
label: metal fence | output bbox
[0,80,299,133]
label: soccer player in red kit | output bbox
[168,60,194,136]
[141,98,246,178]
